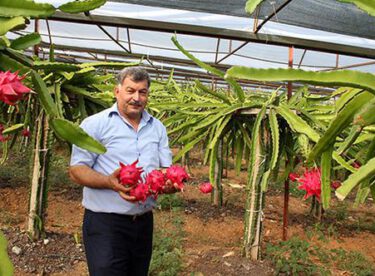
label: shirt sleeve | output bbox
[159,124,172,168]
[70,118,100,168]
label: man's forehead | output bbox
[122,77,148,87]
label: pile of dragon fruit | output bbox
[118,160,190,202]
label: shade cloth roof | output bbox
[22,0,374,85]
[112,0,375,40]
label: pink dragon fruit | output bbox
[119,160,143,187]
[297,167,321,201]
[21,128,30,137]
[146,169,165,198]
[0,133,9,142]
[199,182,213,194]
[289,172,300,182]
[0,71,31,105]
[352,161,361,169]
[130,183,149,202]
[331,180,341,190]
[0,124,9,142]
[165,165,189,191]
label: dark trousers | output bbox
[83,209,153,276]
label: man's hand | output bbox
[107,168,137,202]
[162,179,181,194]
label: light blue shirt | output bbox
[70,103,172,215]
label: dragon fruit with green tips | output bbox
[119,160,143,187]
[0,71,30,105]
[165,165,189,191]
[146,169,166,198]
[130,183,149,202]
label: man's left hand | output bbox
[162,179,180,194]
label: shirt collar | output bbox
[108,103,153,123]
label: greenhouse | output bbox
[0,0,375,275]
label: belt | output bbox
[124,211,152,221]
[85,209,152,221]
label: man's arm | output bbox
[69,165,136,201]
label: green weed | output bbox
[266,237,328,275]
[266,237,374,275]
[157,194,184,211]
[149,210,184,276]
[330,248,374,276]
[325,202,349,221]
[0,149,30,187]
[47,151,75,189]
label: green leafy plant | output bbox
[149,210,184,276]
[0,231,14,276]
[158,194,184,211]
[331,248,374,276]
[266,237,327,275]
[266,236,374,275]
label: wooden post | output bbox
[282,46,294,241]
[28,112,52,240]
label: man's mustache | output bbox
[129,101,142,106]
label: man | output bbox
[69,67,176,275]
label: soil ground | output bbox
[1,164,374,275]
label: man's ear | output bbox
[114,85,120,96]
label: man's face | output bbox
[115,76,149,119]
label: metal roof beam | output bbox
[38,42,232,71]
[254,0,293,34]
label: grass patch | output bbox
[331,249,374,276]
[266,237,328,275]
[157,194,185,211]
[0,149,31,187]
[150,207,184,276]
[47,150,76,189]
[266,236,374,275]
[0,210,24,226]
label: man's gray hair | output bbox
[117,66,150,87]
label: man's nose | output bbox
[132,91,140,101]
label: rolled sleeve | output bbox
[70,119,99,168]
[159,125,172,167]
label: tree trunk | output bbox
[243,128,266,260]
[28,112,52,240]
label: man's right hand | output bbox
[107,168,137,202]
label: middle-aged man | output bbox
[69,67,177,275]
